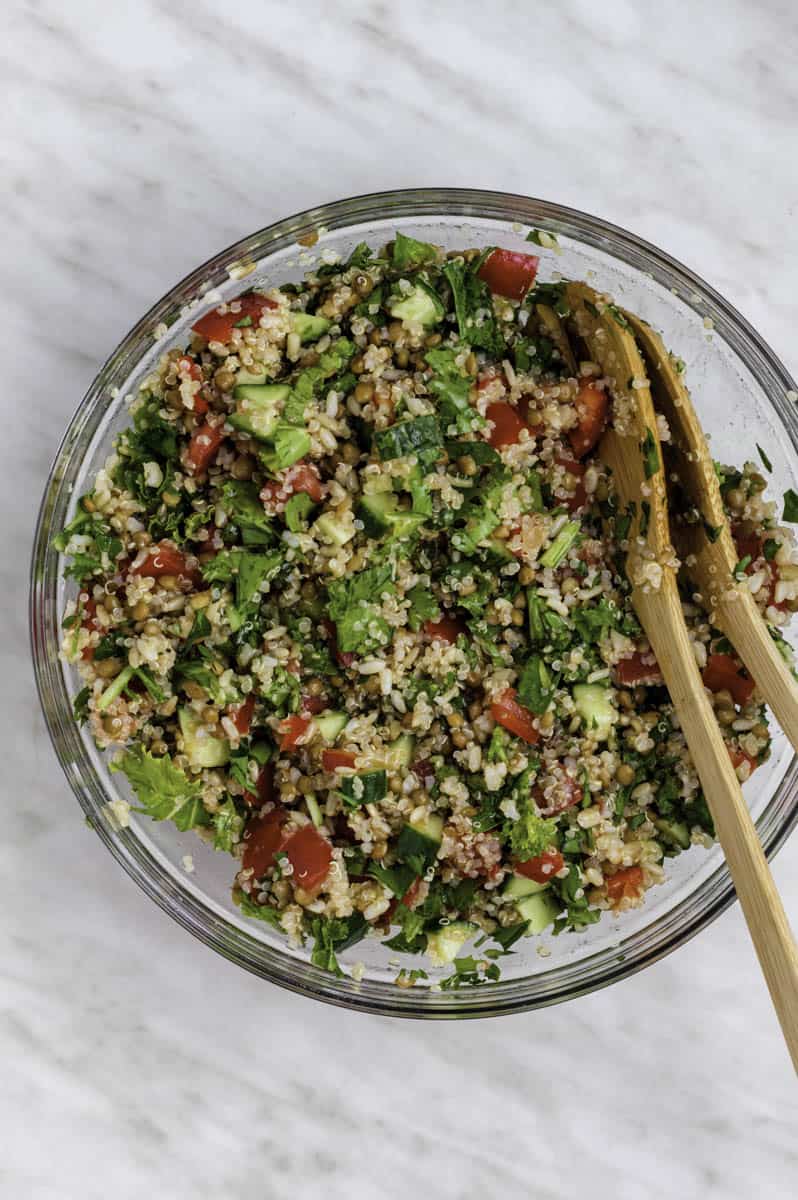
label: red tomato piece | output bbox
[260,461,324,513]
[278,714,312,752]
[568,383,609,458]
[485,401,527,449]
[301,694,327,715]
[477,248,539,301]
[284,824,333,896]
[79,596,100,661]
[490,689,540,744]
[728,746,758,775]
[614,650,662,686]
[423,616,466,644]
[605,865,644,904]
[132,541,201,586]
[402,877,423,909]
[322,749,357,772]
[733,529,762,565]
[515,849,565,883]
[187,422,225,473]
[702,653,756,707]
[242,807,289,878]
[191,291,278,344]
[231,695,255,736]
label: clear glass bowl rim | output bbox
[29,187,798,1019]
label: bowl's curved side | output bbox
[30,188,798,1017]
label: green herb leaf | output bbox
[309,914,369,976]
[757,444,773,473]
[783,488,798,523]
[213,797,244,852]
[641,428,659,479]
[112,747,210,832]
[391,232,438,269]
[517,654,557,714]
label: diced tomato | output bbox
[241,809,332,897]
[322,749,357,772]
[515,849,564,883]
[131,541,201,586]
[278,714,313,752]
[423,616,466,644]
[702,653,756,707]
[285,824,333,896]
[555,454,588,513]
[568,383,609,458]
[301,694,327,715]
[477,248,539,301]
[191,291,278,344]
[605,865,644,903]
[411,759,436,789]
[534,776,582,817]
[260,461,325,513]
[490,688,540,744]
[485,401,527,448]
[729,746,759,775]
[402,877,423,909]
[614,650,662,686]
[242,807,289,878]
[187,422,225,473]
[231,695,255,736]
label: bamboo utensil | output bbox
[564,284,798,1069]
[623,311,798,756]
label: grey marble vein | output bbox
[2,1,798,1197]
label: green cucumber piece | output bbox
[313,511,355,547]
[356,493,426,540]
[387,282,444,328]
[313,710,348,743]
[572,683,615,741]
[517,891,560,934]
[178,707,230,768]
[291,312,332,343]
[385,733,416,769]
[340,769,388,808]
[426,921,477,965]
[230,383,289,441]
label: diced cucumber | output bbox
[305,793,323,828]
[572,683,615,741]
[502,872,549,899]
[313,511,355,547]
[517,891,560,934]
[373,415,442,462]
[290,311,332,343]
[178,707,230,768]
[313,710,348,743]
[384,733,415,769]
[426,921,477,965]
[387,282,445,328]
[397,813,443,870]
[229,383,289,441]
[652,816,691,850]
[356,493,426,540]
[259,425,311,471]
[340,769,388,807]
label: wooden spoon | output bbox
[622,310,798,756]
[564,283,798,1069]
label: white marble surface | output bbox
[3,1,798,1196]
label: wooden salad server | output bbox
[622,311,798,756]
[563,283,798,1069]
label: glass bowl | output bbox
[30,188,798,1018]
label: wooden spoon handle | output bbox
[714,586,798,756]
[639,592,798,1070]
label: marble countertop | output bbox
[4,2,797,1196]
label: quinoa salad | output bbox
[57,232,798,987]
